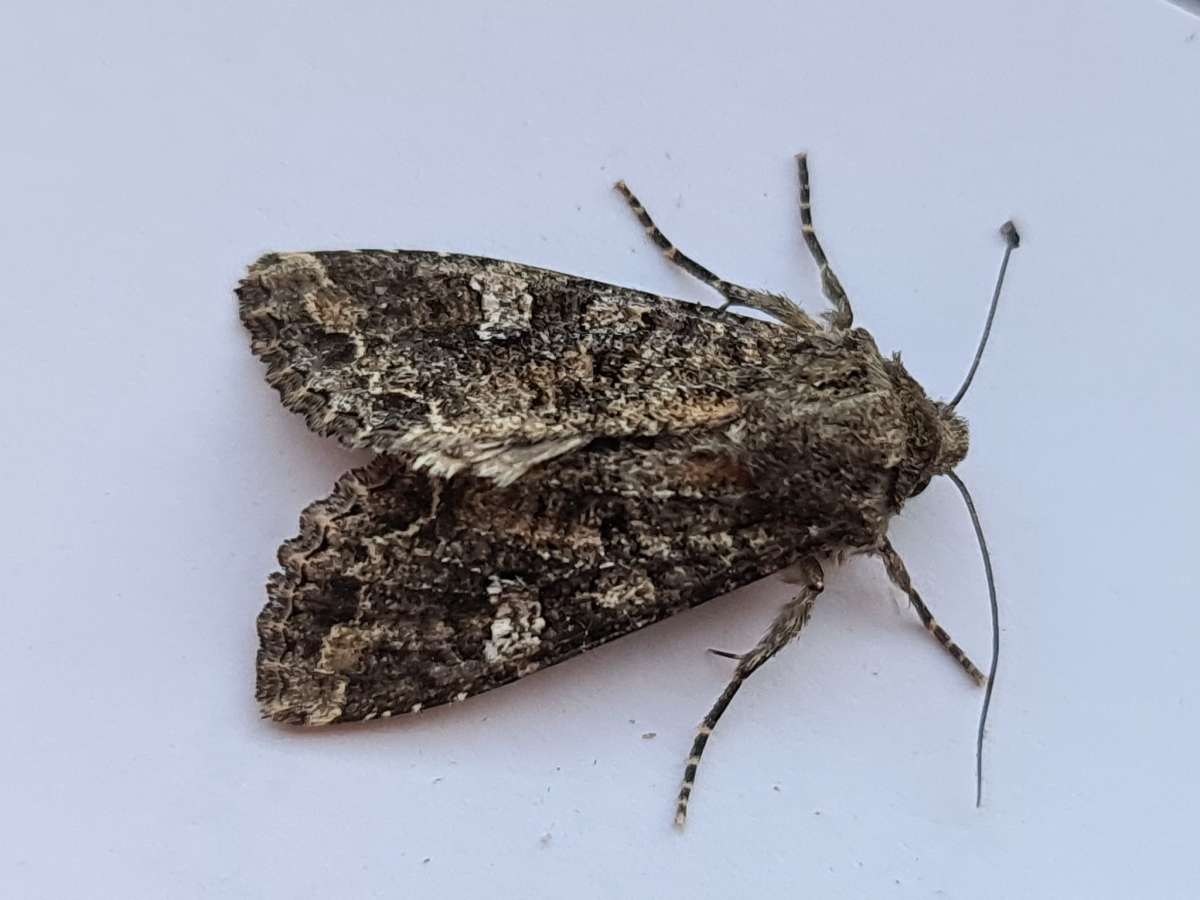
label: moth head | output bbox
[933,404,970,475]
[888,365,970,500]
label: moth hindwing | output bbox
[239,154,1017,826]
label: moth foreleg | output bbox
[795,154,854,331]
[614,179,816,332]
[877,538,986,685]
[675,558,825,827]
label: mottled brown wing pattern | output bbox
[244,250,931,727]
[243,156,1012,823]
[237,250,799,483]
[255,423,890,726]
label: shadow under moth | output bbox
[238,154,1019,826]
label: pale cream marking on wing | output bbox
[481,575,546,664]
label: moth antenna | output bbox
[947,221,1020,410]
[946,470,998,807]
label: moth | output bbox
[238,155,1019,825]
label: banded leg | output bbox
[614,180,815,331]
[878,539,986,685]
[676,558,824,827]
[796,154,853,331]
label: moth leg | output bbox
[706,648,742,661]
[796,154,854,331]
[878,538,986,685]
[676,558,825,827]
[614,180,817,331]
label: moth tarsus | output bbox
[878,538,986,686]
[795,152,853,330]
[706,648,743,661]
[238,152,1019,827]
[676,557,823,827]
[615,177,816,329]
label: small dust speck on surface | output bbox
[423,858,431,865]
[773,785,781,792]
[539,832,552,847]
[641,732,656,740]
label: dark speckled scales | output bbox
[240,247,967,726]
[235,143,1028,827]
[238,250,856,483]
[257,447,852,726]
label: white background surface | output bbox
[3,2,1199,897]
